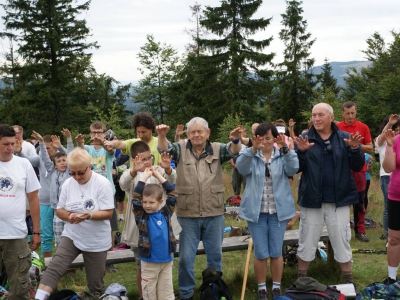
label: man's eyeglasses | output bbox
[90,131,105,135]
[265,163,270,177]
[69,166,89,177]
[324,140,333,154]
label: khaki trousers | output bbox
[141,260,174,300]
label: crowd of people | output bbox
[0,101,399,300]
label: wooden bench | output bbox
[44,228,329,268]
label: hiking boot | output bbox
[106,264,118,273]
[258,289,268,300]
[272,288,281,299]
[383,277,397,285]
[355,233,369,242]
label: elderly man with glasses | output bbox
[294,103,364,287]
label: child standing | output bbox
[31,132,72,248]
[119,141,179,300]
[132,166,177,300]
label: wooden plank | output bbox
[45,227,329,268]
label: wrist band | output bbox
[88,213,92,220]
[32,232,41,235]
[232,138,240,144]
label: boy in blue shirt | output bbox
[132,166,177,300]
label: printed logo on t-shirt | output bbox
[83,199,95,211]
[157,220,162,226]
[91,155,107,177]
[0,177,14,192]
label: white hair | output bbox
[186,117,209,131]
[314,103,334,115]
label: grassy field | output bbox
[53,170,389,300]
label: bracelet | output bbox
[88,213,92,220]
[232,138,240,144]
[32,232,41,235]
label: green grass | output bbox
[49,173,389,299]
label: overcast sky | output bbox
[1,0,399,84]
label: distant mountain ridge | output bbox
[311,60,372,87]
[0,60,372,114]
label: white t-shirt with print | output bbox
[377,140,391,176]
[57,172,114,252]
[0,156,41,239]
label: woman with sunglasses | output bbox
[35,148,115,300]
[236,122,298,300]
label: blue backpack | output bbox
[357,281,400,300]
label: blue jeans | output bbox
[40,204,54,254]
[380,175,390,237]
[177,216,224,299]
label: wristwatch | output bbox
[280,145,290,155]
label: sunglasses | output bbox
[265,163,270,177]
[69,166,89,177]
[324,140,333,154]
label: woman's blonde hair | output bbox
[67,148,92,168]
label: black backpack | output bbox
[199,268,233,300]
[285,286,345,300]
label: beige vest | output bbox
[175,142,225,217]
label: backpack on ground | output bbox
[357,281,400,300]
[285,287,345,300]
[285,277,345,300]
[199,268,233,300]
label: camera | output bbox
[104,129,116,141]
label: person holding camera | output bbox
[75,121,118,272]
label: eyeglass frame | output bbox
[69,166,90,177]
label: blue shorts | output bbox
[247,213,288,259]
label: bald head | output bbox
[313,103,333,115]
[311,103,335,134]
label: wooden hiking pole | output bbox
[241,237,253,300]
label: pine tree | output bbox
[0,0,121,132]
[319,58,341,97]
[197,0,275,117]
[272,0,317,124]
[133,35,180,124]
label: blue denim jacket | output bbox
[236,147,298,223]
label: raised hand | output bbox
[385,129,396,147]
[140,167,153,182]
[251,135,264,151]
[31,130,44,143]
[51,135,62,149]
[61,128,72,140]
[289,119,296,128]
[294,135,315,152]
[75,134,85,146]
[176,124,185,136]
[388,114,399,126]
[229,126,243,141]
[159,152,173,170]
[275,133,287,149]
[343,133,363,149]
[90,136,104,146]
[133,153,145,172]
[14,139,22,153]
[156,124,170,137]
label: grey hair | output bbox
[186,117,209,131]
[314,103,334,115]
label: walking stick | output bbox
[241,237,253,300]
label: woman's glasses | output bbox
[324,140,333,154]
[69,166,89,177]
